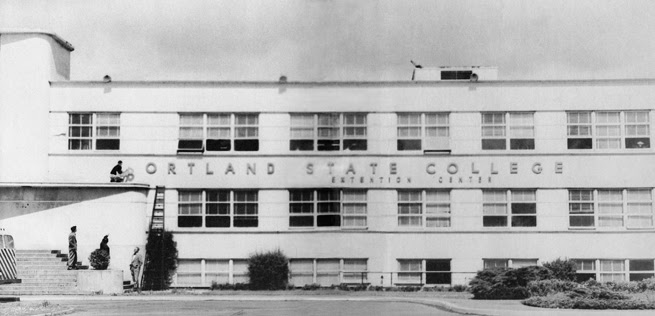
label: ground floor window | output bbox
[482,258,538,270]
[397,259,451,285]
[573,259,655,282]
[174,259,249,287]
[288,258,368,287]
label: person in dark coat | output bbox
[110,160,124,182]
[67,226,77,270]
[100,235,110,256]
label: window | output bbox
[483,190,536,227]
[178,113,259,153]
[629,260,655,281]
[573,259,655,282]
[397,113,449,151]
[569,189,654,229]
[441,70,472,80]
[481,112,534,150]
[68,113,120,150]
[178,190,258,228]
[174,259,249,287]
[600,260,625,282]
[289,189,367,229]
[483,259,538,269]
[289,258,368,286]
[397,259,451,285]
[567,111,651,149]
[397,190,451,228]
[289,113,367,151]
[574,259,597,282]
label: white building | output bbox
[1,31,654,286]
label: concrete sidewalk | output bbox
[20,294,655,316]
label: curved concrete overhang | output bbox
[0,29,75,51]
[0,182,150,190]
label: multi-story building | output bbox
[1,31,653,286]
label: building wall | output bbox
[0,186,149,280]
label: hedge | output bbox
[524,293,655,310]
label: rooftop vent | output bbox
[411,66,497,81]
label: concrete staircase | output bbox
[0,250,94,295]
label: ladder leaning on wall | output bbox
[137,186,166,291]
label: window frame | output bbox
[288,258,368,287]
[482,189,537,228]
[397,190,451,228]
[174,258,250,287]
[289,189,368,229]
[567,111,652,150]
[397,259,452,285]
[568,189,654,230]
[177,190,259,228]
[178,113,260,153]
[481,112,535,150]
[68,112,121,151]
[482,258,539,270]
[289,113,368,152]
[396,112,450,151]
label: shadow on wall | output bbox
[0,187,132,220]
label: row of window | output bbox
[67,110,652,151]
[174,258,655,287]
[176,189,655,229]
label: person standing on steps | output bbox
[68,226,78,270]
[130,247,144,284]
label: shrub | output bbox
[523,293,655,310]
[528,279,580,296]
[210,282,250,291]
[88,249,110,270]
[247,249,289,290]
[542,258,577,281]
[143,231,178,291]
[452,284,468,292]
[301,283,321,291]
[469,266,552,299]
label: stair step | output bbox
[0,283,76,289]
[0,290,96,295]
[17,258,67,262]
[21,278,77,283]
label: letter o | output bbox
[447,163,458,175]
[145,162,157,174]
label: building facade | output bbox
[1,32,654,286]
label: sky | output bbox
[1,0,654,81]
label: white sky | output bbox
[1,0,654,81]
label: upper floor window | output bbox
[397,190,450,228]
[569,189,653,229]
[289,189,367,228]
[178,113,259,153]
[567,111,651,149]
[68,113,120,150]
[481,112,534,150]
[290,113,367,151]
[483,190,537,227]
[178,190,258,228]
[397,113,449,151]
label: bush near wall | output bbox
[541,258,577,281]
[469,266,553,299]
[88,249,110,270]
[247,249,289,290]
[143,231,178,291]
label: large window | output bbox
[68,113,120,150]
[397,190,451,228]
[178,190,258,228]
[483,190,537,227]
[397,113,449,151]
[483,259,538,269]
[289,258,368,286]
[289,113,367,151]
[289,189,367,228]
[574,259,655,282]
[569,189,653,229]
[175,258,249,287]
[397,259,451,285]
[481,112,534,150]
[178,113,259,153]
[567,111,651,149]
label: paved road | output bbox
[58,300,462,316]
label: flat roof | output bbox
[0,182,150,189]
[0,30,74,51]
[50,78,655,88]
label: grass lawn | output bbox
[121,288,473,299]
[0,301,69,316]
